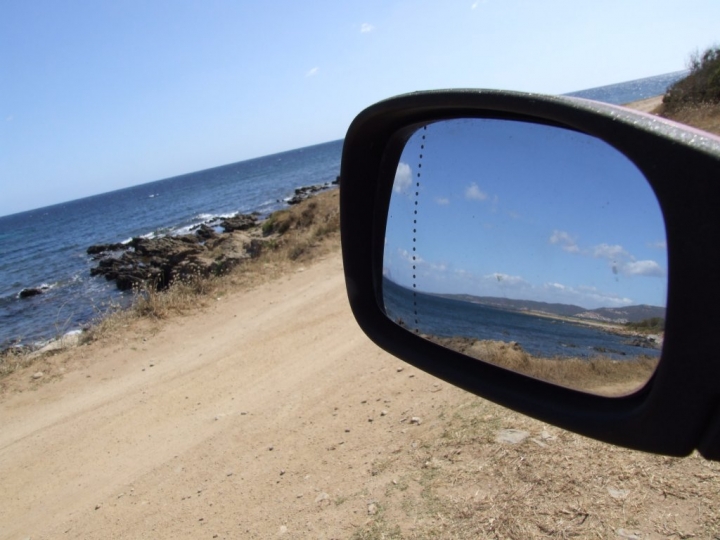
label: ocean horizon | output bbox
[0,71,687,349]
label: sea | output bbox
[0,70,686,350]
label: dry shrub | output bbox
[0,346,35,379]
[664,46,720,112]
[130,270,218,319]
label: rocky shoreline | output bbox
[87,182,337,292]
[1,182,338,357]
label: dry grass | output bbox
[352,391,720,539]
[426,337,658,396]
[0,346,36,379]
[658,101,720,136]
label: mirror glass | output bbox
[383,119,667,396]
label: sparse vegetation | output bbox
[625,316,665,333]
[354,392,720,539]
[0,345,35,379]
[664,45,720,111]
[659,45,720,136]
[425,336,658,396]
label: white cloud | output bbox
[465,182,487,201]
[394,162,412,194]
[624,260,665,277]
[549,230,579,253]
[471,1,479,9]
[435,197,449,205]
[360,23,374,33]
[305,67,319,77]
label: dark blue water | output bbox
[0,140,342,348]
[383,278,657,360]
[0,71,687,349]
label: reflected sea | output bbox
[383,277,660,361]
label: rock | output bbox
[195,224,217,240]
[19,286,48,299]
[220,214,257,232]
[332,175,341,185]
[410,417,422,425]
[367,503,378,515]
[87,243,126,255]
[495,429,530,444]
[314,492,330,506]
[32,371,44,379]
[88,231,258,291]
[286,184,330,205]
[608,487,630,500]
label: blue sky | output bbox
[384,120,667,308]
[2,0,719,216]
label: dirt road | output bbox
[1,254,466,538]
[2,245,719,538]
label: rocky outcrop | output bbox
[220,214,258,232]
[89,219,265,291]
[86,243,126,255]
[88,183,337,292]
[286,183,332,205]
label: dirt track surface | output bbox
[2,251,719,539]
[0,254,447,538]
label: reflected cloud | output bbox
[394,162,412,194]
[625,260,664,277]
[465,182,487,201]
[542,282,633,307]
[550,233,665,278]
[648,240,667,250]
[549,230,579,253]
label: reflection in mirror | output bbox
[383,119,667,397]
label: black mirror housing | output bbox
[340,89,720,459]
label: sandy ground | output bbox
[3,250,719,539]
[0,254,463,539]
[623,95,663,113]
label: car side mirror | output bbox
[339,90,720,460]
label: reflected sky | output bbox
[384,119,667,309]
